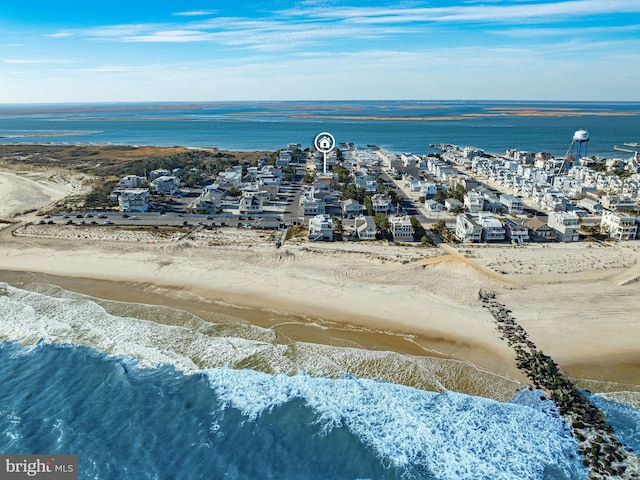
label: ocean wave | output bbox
[0,281,519,399]
[0,340,586,479]
[205,368,585,479]
[585,392,640,453]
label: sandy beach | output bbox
[1,167,640,403]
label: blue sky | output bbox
[1,0,639,102]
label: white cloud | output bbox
[286,0,640,24]
[4,58,75,64]
[172,10,218,17]
[124,30,213,43]
[47,32,73,38]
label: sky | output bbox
[1,0,639,103]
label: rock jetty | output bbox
[479,289,639,480]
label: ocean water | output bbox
[1,279,639,479]
[0,101,639,157]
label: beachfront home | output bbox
[601,195,637,212]
[477,213,505,242]
[601,211,638,240]
[118,188,150,212]
[355,216,376,240]
[456,214,483,243]
[503,219,529,244]
[389,215,413,242]
[548,212,580,242]
[238,193,264,215]
[308,214,334,242]
[524,218,555,242]
[189,186,225,213]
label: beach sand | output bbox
[1,167,640,402]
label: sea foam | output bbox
[205,368,586,479]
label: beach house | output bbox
[372,194,392,214]
[389,215,413,242]
[477,213,505,242]
[189,186,225,213]
[424,200,444,216]
[456,214,483,243]
[355,216,376,240]
[150,175,180,195]
[342,199,363,217]
[301,188,325,215]
[524,218,555,242]
[308,214,334,242]
[238,193,264,215]
[503,219,529,244]
[500,194,524,215]
[118,189,150,212]
[601,211,638,240]
[118,175,147,189]
[548,212,580,242]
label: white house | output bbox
[500,194,524,215]
[548,212,580,242]
[456,214,483,243]
[355,216,376,240]
[342,199,363,217]
[577,198,603,214]
[301,188,325,215]
[424,200,444,216]
[190,186,225,213]
[372,194,392,214]
[477,213,505,242]
[239,193,264,215]
[118,175,147,189]
[308,214,334,242]
[601,211,638,240]
[150,175,180,195]
[444,198,463,211]
[118,188,150,212]
[389,215,413,242]
[464,190,484,213]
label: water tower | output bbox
[560,129,590,172]
[571,129,589,166]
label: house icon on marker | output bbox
[318,135,332,150]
